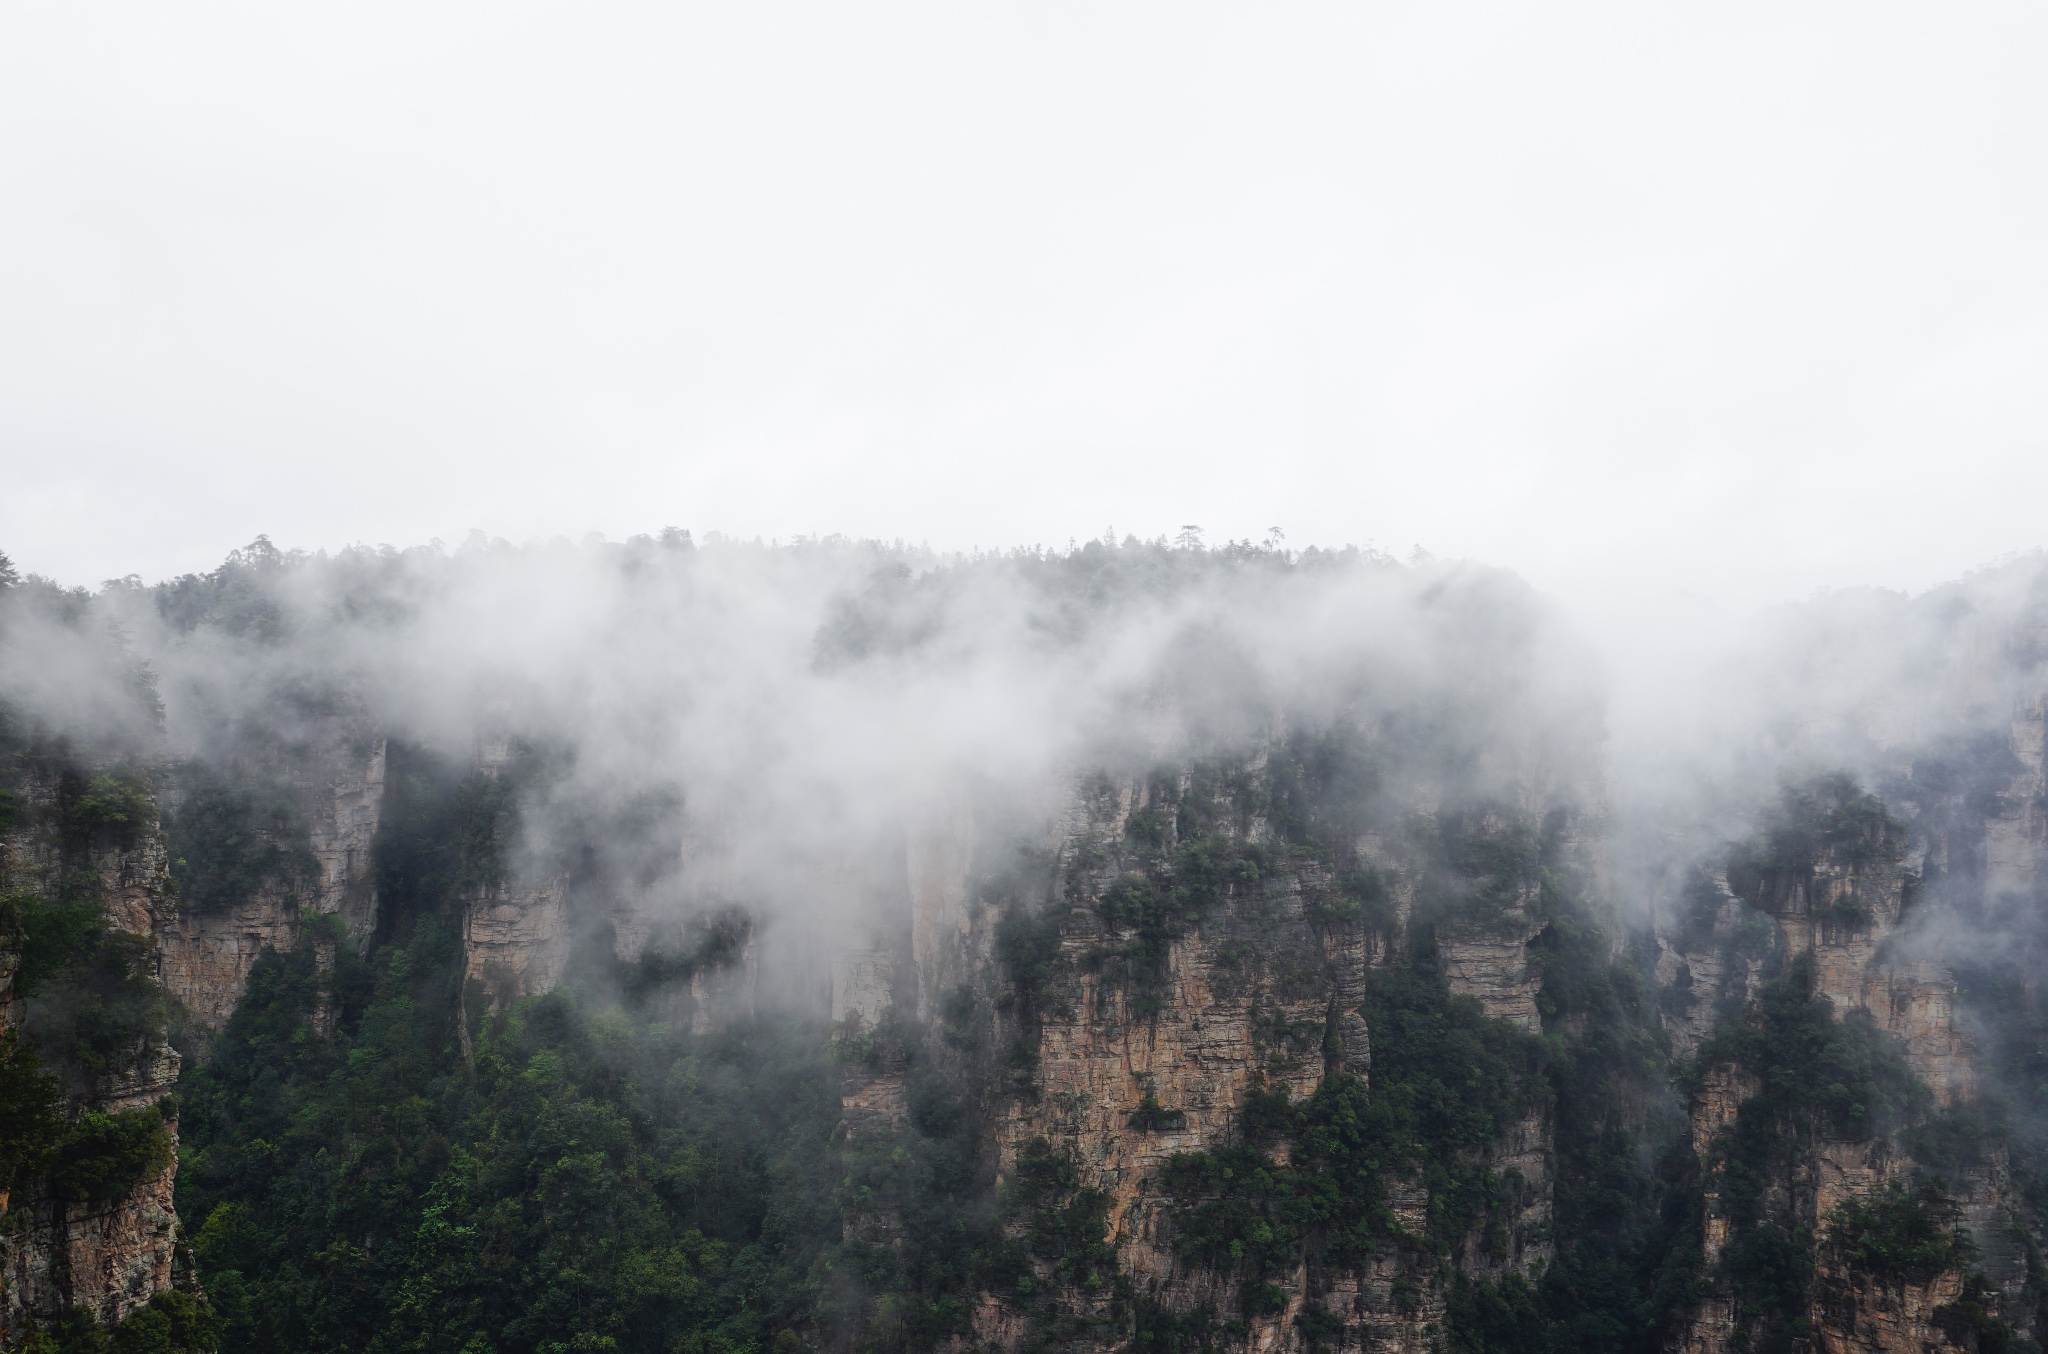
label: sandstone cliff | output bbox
[818,736,1589,1354]
[159,737,386,1032]
[0,757,193,1348]
[1670,773,2034,1354]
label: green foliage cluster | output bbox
[1426,810,1541,928]
[1501,903,1700,1353]
[177,891,859,1353]
[830,1008,1018,1353]
[1826,1180,1971,1284]
[174,743,1021,1354]
[1087,832,1278,1019]
[164,766,320,914]
[59,771,156,853]
[1695,954,1931,1144]
[46,1104,174,1200]
[17,906,171,1092]
[1128,1095,1186,1132]
[1074,738,1408,1028]
[1146,807,1705,1354]
[152,536,297,641]
[1,871,176,1204]
[1406,847,1707,1354]
[1933,1271,2022,1354]
[1726,773,1905,900]
[1005,1138,1118,1295]
[991,892,1066,1086]
[2,885,107,997]
[23,1289,218,1354]
[0,748,208,1343]
[0,1026,64,1191]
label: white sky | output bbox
[2,2,2045,609]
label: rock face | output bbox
[1655,877,1769,1062]
[458,736,577,1015]
[1438,913,1545,1032]
[0,760,193,1348]
[1737,822,1975,1106]
[826,746,1582,1354]
[1670,782,2029,1354]
[2,1167,187,1340]
[463,871,571,1007]
[1808,1263,1969,1354]
[159,737,386,1031]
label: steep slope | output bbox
[1671,776,2037,1354]
[0,744,198,1348]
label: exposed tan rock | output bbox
[464,872,571,1008]
[0,766,192,1347]
[1656,882,1765,1061]
[160,894,302,1031]
[309,737,386,938]
[1676,818,2003,1354]
[1668,1296,1740,1354]
[1439,912,1544,1031]
[832,948,896,1032]
[1481,1107,1555,1275]
[952,773,1563,1353]
[1809,1263,1967,1354]
[0,1142,184,1342]
[1741,838,1975,1106]
[1690,1064,1761,1270]
[159,738,386,1032]
[909,801,975,1024]
[687,928,756,1035]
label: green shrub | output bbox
[20,927,169,1085]
[47,1105,173,1200]
[110,1290,220,1354]
[1007,1138,1118,1291]
[1692,954,1929,1143]
[1933,1272,2018,1353]
[1687,938,1938,1351]
[0,1028,64,1189]
[0,886,106,997]
[62,773,154,852]
[1726,773,1903,900]
[21,1289,218,1354]
[1827,1181,1970,1285]
[164,770,318,915]
[1128,1095,1186,1132]
[22,1309,111,1354]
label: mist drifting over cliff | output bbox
[5,532,1604,978]
[7,532,2048,1354]
[9,531,2048,981]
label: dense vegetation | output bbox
[167,742,1057,1354]
[173,749,841,1354]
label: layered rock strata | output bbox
[829,758,1577,1354]
[159,738,386,1031]
[0,765,191,1347]
[1673,802,2023,1354]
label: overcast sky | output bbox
[3,2,2044,609]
